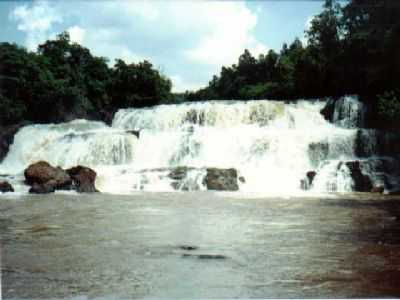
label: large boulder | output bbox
[203,168,239,191]
[24,161,72,190]
[0,181,14,193]
[66,166,98,193]
[341,161,372,192]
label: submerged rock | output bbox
[24,161,72,190]
[308,142,329,168]
[203,168,239,191]
[66,166,98,193]
[179,245,198,251]
[0,181,14,193]
[126,130,140,138]
[29,182,56,194]
[371,186,384,193]
[168,166,194,181]
[301,171,317,190]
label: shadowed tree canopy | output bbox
[0,32,173,126]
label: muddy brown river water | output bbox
[1,192,400,298]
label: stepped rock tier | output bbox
[0,96,399,195]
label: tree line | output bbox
[184,0,400,128]
[0,32,173,126]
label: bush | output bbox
[377,90,400,128]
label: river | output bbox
[2,192,400,298]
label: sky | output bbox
[0,0,326,92]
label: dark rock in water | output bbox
[203,168,239,191]
[24,161,72,190]
[127,130,140,138]
[182,253,227,259]
[308,142,329,168]
[300,179,307,190]
[341,161,372,192]
[168,166,199,191]
[320,98,335,122]
[0,122,31,163]
[168,166,193,181]
[66,166,98,193]
[371,186,384,193]
[29,181,56,194]
[0,181,14,193]
[301,171,317,190]
[307,171,317,185]
[179,245,198,251]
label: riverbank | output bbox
[2,192,400,298]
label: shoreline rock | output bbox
[24,161,98,194]
[0,181,14,193]
[203,168,239,191]
[66,166,98,193]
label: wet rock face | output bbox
[320,96,366,129]
[342,161,372,192]
[0,122,30,163]
[0,181,14,193]
[66,166,98,193]
[320,98,335,122]
[301,171,317,190]
[24,161,72,189]
[203,168,239,191]
[168,166,194,181]
[184,109,205,125]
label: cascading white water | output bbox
[1,96,399,195]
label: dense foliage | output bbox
[0,32,172,126]
[185,0,400,127]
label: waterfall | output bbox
[1,96,399,195]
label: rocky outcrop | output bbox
[24,161,72,192]
[66,166,98,193]
[24,161,98,193]
[203,168,239,191]
[0,181,14,193]
[341,161,372,192]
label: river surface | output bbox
[2,192,400,299]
